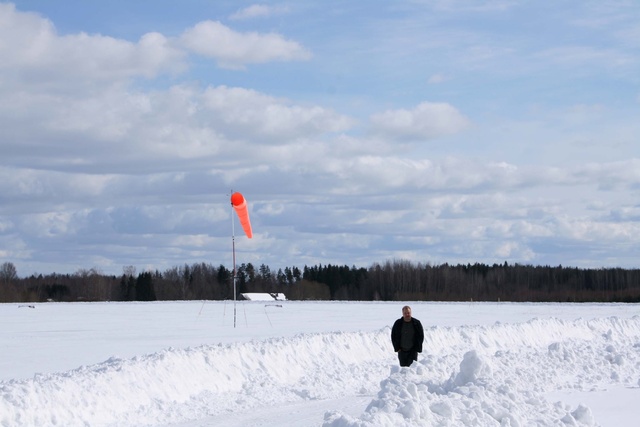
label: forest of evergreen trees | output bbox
[2,260,640,303]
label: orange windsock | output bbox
[230,192,253,239]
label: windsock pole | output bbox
[231,193,237,328]
[230,191,252,328]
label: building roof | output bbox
[240,293,287,301]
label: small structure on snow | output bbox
[240,293,287,301]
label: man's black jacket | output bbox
[391,317,424,353]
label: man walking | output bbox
[391,305,424,367]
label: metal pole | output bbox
[231,194,237,328]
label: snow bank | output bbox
[324,316,640,427]
[0,330,390,426]
[1,316,640,426]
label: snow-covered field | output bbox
[1,300,639,426]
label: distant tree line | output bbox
[1,260,640,303]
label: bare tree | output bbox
[123,265,137,278]
[1,262,17,284]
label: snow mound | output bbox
[2,316,640,426]
[0,330,390,426]
[323,316,640,427]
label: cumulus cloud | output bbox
[0,4,310,87]
[199,86,354,141]
[1,75,353,174]
[1,2,639,274]
[0,4,185,85]
[179,20,311,69]
[369,102,470,141]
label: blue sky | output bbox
[1,1,639,276]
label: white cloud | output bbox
[199,85,354,140]
[1,2,640,274]
[0,4,185,84]
[427,73,449,84]
[534,46,636,70]
[1,73,357,174]
[20,211,76,238]
[0,5,310,88]
[426,0,519,12]
[369,102,470,141]
[179,21,311,69]
[494,241,535,259]
[229,4,290,21]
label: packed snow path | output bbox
[2,312,639,426]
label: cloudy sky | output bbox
[1,1,639,277]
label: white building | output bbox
[240,293,287,301]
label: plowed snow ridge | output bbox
[2,316,640,426]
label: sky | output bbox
[1,301,639,425]
[1,0,639,276]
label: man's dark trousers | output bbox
[398,350,417,367]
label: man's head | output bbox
[402,305,412,322]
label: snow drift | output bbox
[2,315,640,426]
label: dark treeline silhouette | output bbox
[1,260,639,303]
